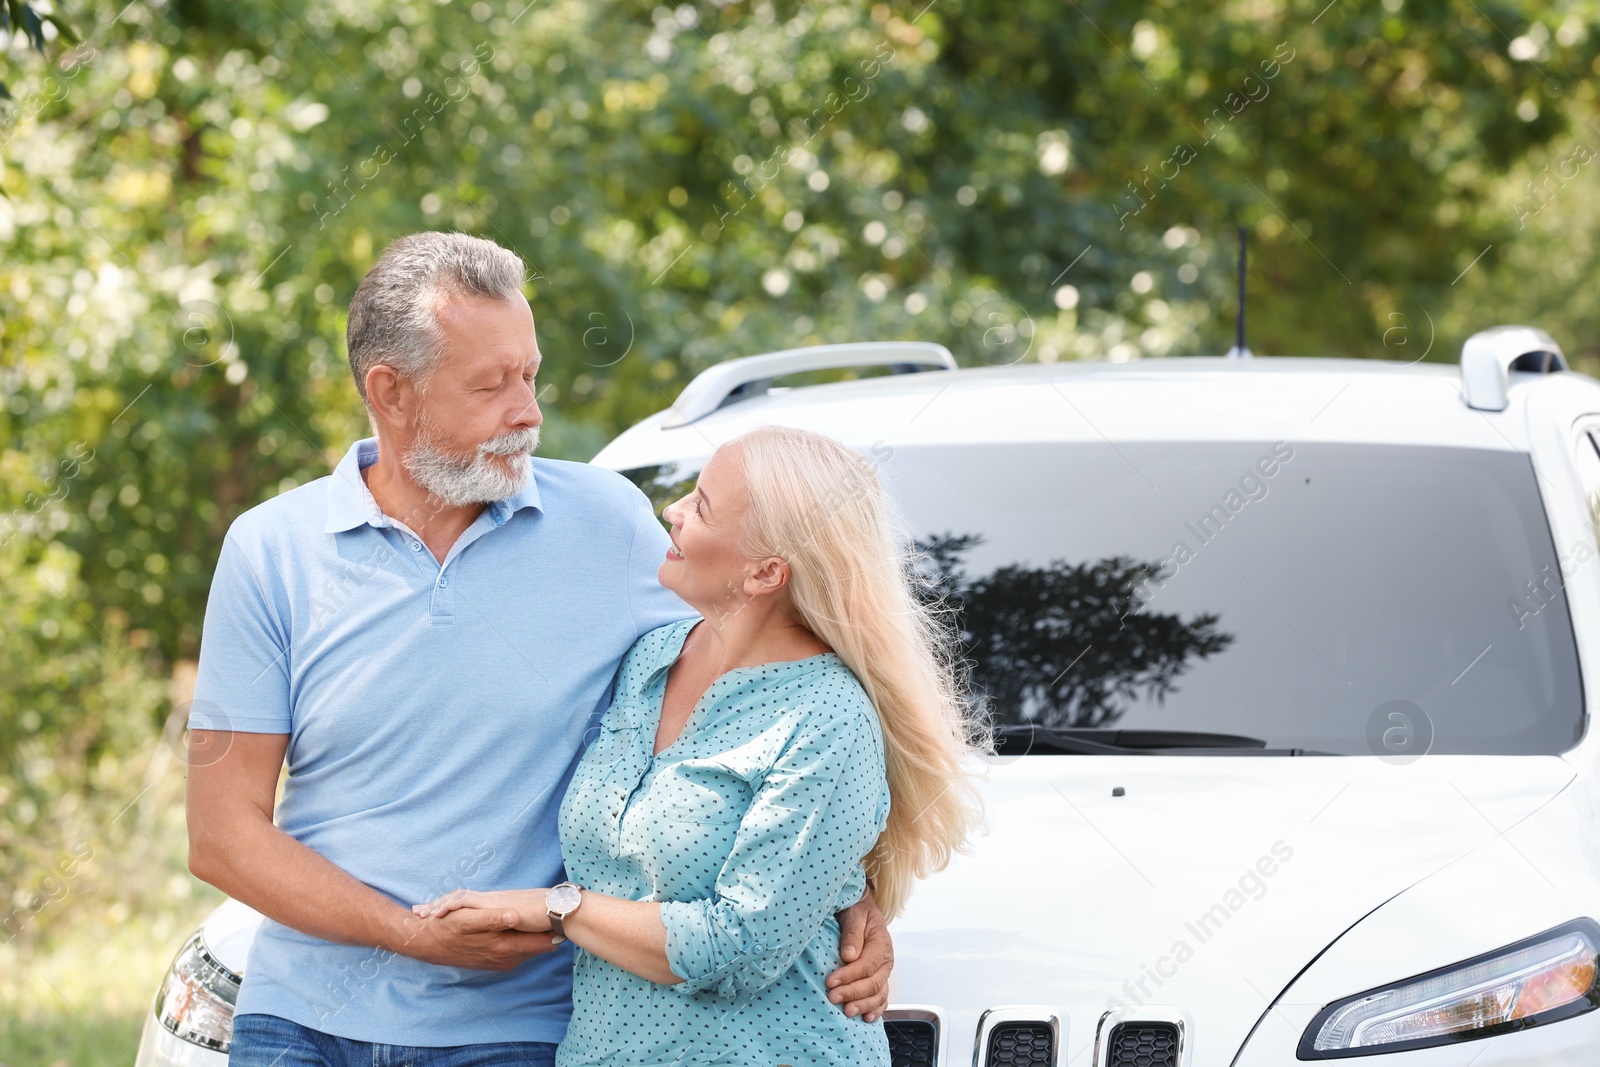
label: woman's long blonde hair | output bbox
[729,424,988,920]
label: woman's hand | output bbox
[412,888,552,934]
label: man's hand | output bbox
[404,906,558,971]
[827,890,893,1022]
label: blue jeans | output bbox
[229,1013,559,1067]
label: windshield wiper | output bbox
[994,724,1331,756]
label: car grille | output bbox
[886,1018,938,1067]
[985,1021,1056,1066]
[1106,1021,1180,1066]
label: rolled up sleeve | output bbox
[659,702,888,999]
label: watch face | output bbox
[547,884,582,914]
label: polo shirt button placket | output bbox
[431,566,454,618]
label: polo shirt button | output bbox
[437,577,447,588]
[410,541,422,551]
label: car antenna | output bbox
[1225,225,1253,359]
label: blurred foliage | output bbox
[0,0,79,103]
[3,2,1600,1039]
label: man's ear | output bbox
[366,364,415,433]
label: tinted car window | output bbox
[622,441,1584,755]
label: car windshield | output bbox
[621,440,1585,756]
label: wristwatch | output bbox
[546,882,583,944]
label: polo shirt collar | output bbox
[324,437,543,534]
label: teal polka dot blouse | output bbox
[555,616,892,1066]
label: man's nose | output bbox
[511,389,542,428]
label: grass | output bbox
[0,1011,143,1067]
[0,781,225,1067]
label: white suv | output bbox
[138,328,1600,1067]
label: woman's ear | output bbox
[743,556,791,598]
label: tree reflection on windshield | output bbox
[916,533,1235,729]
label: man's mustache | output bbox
[478,427,540,457]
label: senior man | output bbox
[186,231,892,1067]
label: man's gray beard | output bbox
[402,417,540,508]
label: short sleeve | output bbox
[189,531,293,735]
[658,694,889,1000]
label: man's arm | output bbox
[185,729,553,971]
[828,890,893,1022]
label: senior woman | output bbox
[415,424,985,1065]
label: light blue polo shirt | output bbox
[188,437,693,1046]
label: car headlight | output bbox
[1299,919,1600,1058]
[155,931,242,1052]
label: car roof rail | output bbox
[661,341,957,428]
[1460,325,1567,412]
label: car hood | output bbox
[887,753,1576,1064]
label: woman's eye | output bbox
[693,497,703,516]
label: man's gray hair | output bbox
[346,232,526,406]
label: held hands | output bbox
[412,888,553,934]
[400,899,556,971]
[412,885,894,1014]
